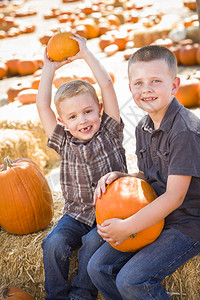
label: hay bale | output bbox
[0,101,59,173]
[163,256,200,299]
[0,192,104,300]
[0,190,199,300]
[0,129,48,170]
[0,192,63,299]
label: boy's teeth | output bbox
[143,97,156,101]
[80,126,91,132]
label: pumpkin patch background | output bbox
[0,0,200,299]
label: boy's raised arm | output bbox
[36,49,68,138]
[69,34,120,123]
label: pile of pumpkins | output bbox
[0,13,36,39]
[39,0,160,45]
[0,57,43,80]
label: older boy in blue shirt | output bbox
[87,45,200,300]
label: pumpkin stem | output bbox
[0,285,10,298]
[2,157,14,171]
[186,75,191,80]
[129,233,137,239]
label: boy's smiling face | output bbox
[129,59,180,127]
[58,92,102,142]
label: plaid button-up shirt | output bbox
[48,112,128,226]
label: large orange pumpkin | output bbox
[95,177,164,252]
[0,157,54,234]
[0,285,35,300]
[175,75,200,107]
[47,32,79,61]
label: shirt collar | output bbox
[142,98,182,133]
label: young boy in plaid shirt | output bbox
[36,34,127,300]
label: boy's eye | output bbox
[153,79,161,83]
[85,109,92,114]
[69,115,76,120]
[134,81,142,86]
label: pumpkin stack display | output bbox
[0,157,54,235]
[0,285,35,300]
[95,177,164,252]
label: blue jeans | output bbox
[42,215,104,300]
[87,228,200,300]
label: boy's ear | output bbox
[57,117,66,126]
[99,102,103,115]
[57,117,62,123]
[172,76,180,95]
[129,83,131,92]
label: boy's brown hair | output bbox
[54,79,99,113]
[128,45,177,77]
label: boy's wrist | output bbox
[41,65,56,79]
[42,63,56,73]
[81,48,93,60]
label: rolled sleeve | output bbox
[102,112,125,142]
[47,124,66,155]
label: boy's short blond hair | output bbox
[54,80,99,113]
[128,45,177,78]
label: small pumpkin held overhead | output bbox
[95,176,164,252]
[0,157,54,235]
[47,32,79,62]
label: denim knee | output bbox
[87,254,99,280]
[82,227,104,253]
[42,232,72,262]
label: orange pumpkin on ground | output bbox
[31,76,41,89]
[169,44,181,64]
[99,34,114,50]
[196,44,200,65]
[106,14,121,27]
[17,59,38,76]
[5,58,21,75]
[104,44,119,56]
[81,19,100,39]
[14,88,38,104]
[0,285,35,300]
[175,75,200,107]
[74,25,88,38]
[47,32,79,62]
[6,79,31,102]
[0,62,8,79]
[0,157,54,235]
[113,31,128,51]
[39,31,53,45]
[53,71,78,88]
[179,44,197,66]
[95,177,164,252]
